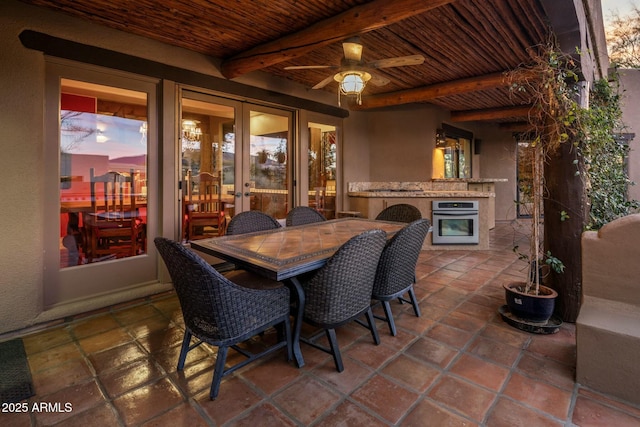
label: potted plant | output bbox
[503,138,564,325]
[257,148,270,164]
[275,140,286,163]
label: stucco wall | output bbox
[619,69,640,203]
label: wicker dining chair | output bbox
[285,206,327,226]
[154,237,292,400]
[372,219,431,336]
[300,229,387,372]
[225,211,282,235]
[375,203,422,223]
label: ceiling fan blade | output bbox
[369,73,390,87]
[284,65,335,70]
[368,55,425,69]
[312,75,337,89]
[342,37,363,62]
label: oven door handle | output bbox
[433,211,478,216]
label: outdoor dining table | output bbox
[190,217,406,368]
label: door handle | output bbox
[235,192,242,198]
[244,192,250,197]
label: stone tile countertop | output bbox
[347,181,496,197]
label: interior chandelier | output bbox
[334,70,371,106]
[182,119,202,152]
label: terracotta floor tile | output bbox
[345,338,397,369]
[405,337,458,369]
[526,326,576,366]
[402,398,479,427]
[137,325,185,354]
[572,395,640,427]
[440,310,487,333]
[378,328,418,352]
[230,403,297,427]
[480,322,531,349]
[100,359,165,399]
[78,328,133,354]
[393,310,435,334]
[88,341,148,375]
[516,353,575,390]
[139,402,209,427]
[112,304,162,325]
[27,341,83,373]
[241,356,302,395]
[381,354,440,392]
[578,388,640,418]
[425,323,473,349]
[50,403,120,427]
[315,400,387,427]
[169,357,216,397]
[503,373,572,419]
[428,375,496,422]
[449,353,510,391]
[33,380,105,426]
[195,377,262,424]
[31,358,94,397]
[466,336,521,367]
[351,374,420,424]
[485,397,563,427]
[151,341,212,374]
[23,328,74,354]
[312,357,373,394]
[112,378,184,426]
[455,300,498,321]
[125,314,174,339]
[273,377,341,425]
[425,288,468,310]
[70,314,121,339]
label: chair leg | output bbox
[209,346,229,400]
[408,287,421,318]
[325,329,344,372]
[381,301,396,336]
[177,330,192,370]
[365,308,381,344]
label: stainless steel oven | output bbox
[432,200,479,245]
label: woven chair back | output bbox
[304,229,386,326]
[373,219,431,297]
[226,211,281,235]
[286,206,326,226]
[375,203,422,223]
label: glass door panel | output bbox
[58,79,148,267]
[247,107,291,220]
[308,122,337,219]
[44,63,158,308]
[180,92,237,240]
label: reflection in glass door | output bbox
[247,107,292,220]
[308,122,337,219]
[180,92,237,240]
[44,63,158,308]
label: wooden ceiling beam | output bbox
[220,0,457,79]
[450,105,534,122]
[353,71,539,110]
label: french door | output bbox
[44,60,159,308]
[179,90,293,238]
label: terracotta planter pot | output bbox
[503,282,557,322]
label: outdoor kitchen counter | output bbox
[347,185,492,250]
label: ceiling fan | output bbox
[284,37,425,105]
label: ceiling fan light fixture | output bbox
[335,71,371,106]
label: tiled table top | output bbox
[192,218,404,280]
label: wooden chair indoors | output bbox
[84,168,145,263]
[185,170,225,241]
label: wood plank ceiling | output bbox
[19,0,553,125]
